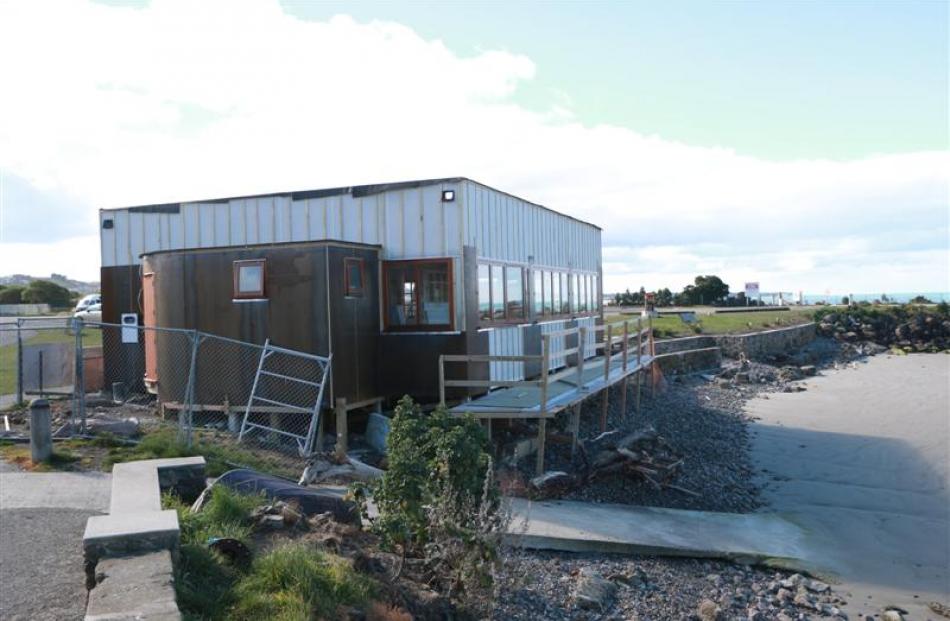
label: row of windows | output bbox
[233,258,597,332]
[477,262,599,324]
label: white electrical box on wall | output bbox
[121,313,138,343]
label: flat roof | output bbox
[100,176,601,231]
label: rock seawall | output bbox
[715,323,817,360]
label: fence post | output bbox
[74,317,85,434]
[438,355,446,406]
[536,335,550,476]
[16,318,23,406]
[620,321,629,421]
[601,323,612,432]
[30,399,52,463]
[636,318,643,414]
[334,397,348,458]
[180,330,200,446]
[576,326,587,391]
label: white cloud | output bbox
[0,0,947,293]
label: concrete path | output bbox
[747,354,949,619]
[507,497,814,567]
[0,471,111,620]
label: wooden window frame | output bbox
[344,257,365,298]
[232,259,266,300]
[383,258,455,332]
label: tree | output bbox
[0,286,24,304]
[910,295,933,304]
[21,280,72,307]
[655,287,673,307]
[677,275,730,306]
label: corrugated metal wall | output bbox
[540,320,569,370]
[461,180,601,272]
[487,325,525,382]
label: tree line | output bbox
[0,280,76,307]
[613,275,757,307]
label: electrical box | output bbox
[121,313,138,343]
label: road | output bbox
[747,354,949,619]
[0,471,111,620]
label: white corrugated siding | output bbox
[577,316,597,358]
[487,325,525,382]
[461,180,600,273]
[540,320,570,370]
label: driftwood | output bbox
[299,452,384,486]
[530,426,695,499]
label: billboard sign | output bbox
[744,282,760,297]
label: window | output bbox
[344,257,365,297]
[579,274,588,312]
[505,266,525,319]
[544,272,557,315]
[533,270,543,316]
[559,272,569,314]
[593,275,600,311]
[478,264,491,321]
[489,265,504,319]
[384,259,453,330]
[233,259,266,299]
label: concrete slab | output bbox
[83,510,180,562]
[0,472,111,511]
[747,353,950,619]
[85,551,180,621]
[507,498,813,568]
[109,456,206,514]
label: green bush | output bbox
[367,395,495,551]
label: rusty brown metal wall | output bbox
[143,241,379,406]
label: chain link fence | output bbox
[0,318,330,478]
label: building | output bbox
[99,177,603,409]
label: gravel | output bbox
[493,550,850,620]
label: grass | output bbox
[103,427,299,478]
[164,487,376,620]
[0,439,80,471]
[604,308,815,339]
[0,325,103,397]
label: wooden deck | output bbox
[440,318,658,474]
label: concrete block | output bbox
[110,457,206,514]
[83,510,179,564]
[85,551,180,621]
[30,399,52,463]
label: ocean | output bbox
[800,291,950,305]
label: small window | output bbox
[233,259,266,299]
[559,272,569,314]
[491,265,505,320]
[533,270,543,316]
[344,257,365,297]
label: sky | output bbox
[0,0,947,296]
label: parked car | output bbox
[74,302,101,322]
[74,293,101,313]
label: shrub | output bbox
[22,280,73,307]
[367,395,496,551]
[359,395,505,611]
[0,286,24,304]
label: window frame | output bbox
[477,261,528,326]
[232,259,267,300]
[382,258,455,332]
[343,257,366,298]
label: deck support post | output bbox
[570,404,580,458]
[648,315,657,399]
[483,419,492,441]
[334,397,347,458]
[535,418,547,476]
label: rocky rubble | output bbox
[494,551,851,620]
[816,306,950,353]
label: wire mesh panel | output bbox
[238,340,331,461]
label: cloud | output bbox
[0,0,947,293]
